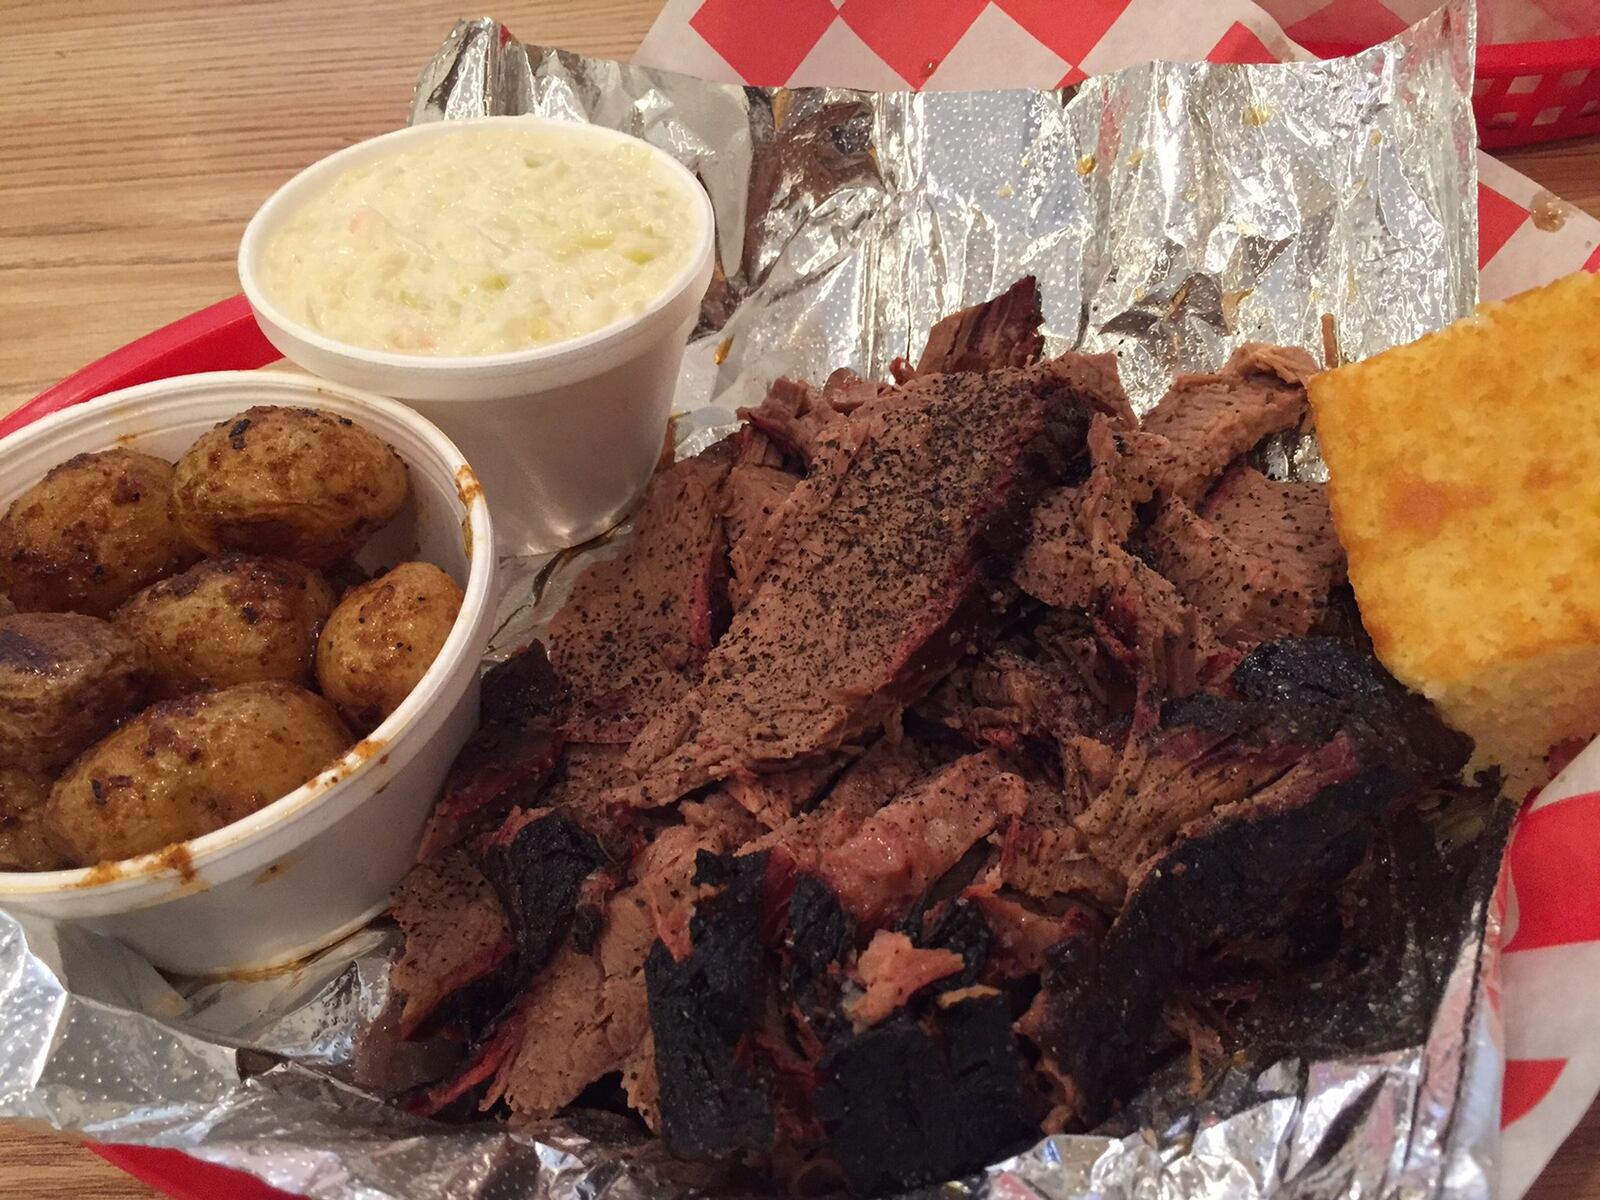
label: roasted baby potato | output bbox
[0,448,200,616]
[115,554,335,697]
[172,406,409,568]
[316,562,463,730]
[0,612,151,773]
[46,681,351,866]
[0,769,66,872]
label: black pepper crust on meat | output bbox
[385,280,1504,1196]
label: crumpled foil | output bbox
[0,5,1503,1199]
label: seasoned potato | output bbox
[0,448,200,615]
[0,769,66,872]
[0,612,151,773]
[46,681,351,866]
[115,554,335,697]
[172,406,409,568]
[316,562,463,730]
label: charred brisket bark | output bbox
[419,644,567,859]
[815,994,1035,1195]
[480,812,606,988]
[1040,638,1474,1120]
[646,851,777,1161]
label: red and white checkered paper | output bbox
[634,3,1600,1195]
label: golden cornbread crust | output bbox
[1308,270,1600,789]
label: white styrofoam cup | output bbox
[0,372,496,976]
[237,116,716,555]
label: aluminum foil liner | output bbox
[0,5,1502,1199]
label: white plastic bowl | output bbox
[237,115,717,556]
[0,372,496,976]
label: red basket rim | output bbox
[1301,34,1600,71]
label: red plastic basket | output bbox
[1303,37,1600,148]
[1474,38,1600,149]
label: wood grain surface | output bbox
[3,2,1600,1198]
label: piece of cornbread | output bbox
[1307,271,1600,790]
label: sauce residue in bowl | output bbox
[260,126,697,357]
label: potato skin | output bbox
[115,554,335,697]
[0,769,66,872]
[0,448,200,616]
[316,562,463,730]
[45,681,351,867]
[173,406,409,568]
[0,612,151,773]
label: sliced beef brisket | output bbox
[419,644,567,859]
[1138,343,1316,504]
[624,359,1099,807]
[1038,637,1473,1120]
[389,851,511,1038]
[744,736,944,872]
[739,371,880,468]
[485,885,657,1119]
[912,275,1045,375]
[817,752,1027,923]
[646,851,780,1160]
[1142,467,1344,648]
[392,285,1498,1198]
[545,444,732,744]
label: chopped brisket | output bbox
[625,359,1097,807]
[395,287,1496,1197]
[722,758,843,829]
[814,993,1035,1195]
[968,889,1099,976]
[846,930,964,1027]
[479,811,606,989]
[1072,695,1313,880]
[646,851,778,1161]
[485,885,656,1119]
[722,464,799,551]
[917,645,1079,754]
[906,896,991,989]
[419,644,567,859]
[1039,734,1370,1119]
[406,1007,527,1118]
[913,276,1045,375]
[1039,637,1473,1120]
[1138,343,1316,504]
[1143,497,1326,647]
[536,742,631,813]
[745,737,942,872]
[818,753,1026,924]
[636,801,760,961]
[1228,637,1472,784]
[1202,465,1344,586]
[784,873,855,1019]
[1014,417,1225,698]
[723,462,801,610]
[994,821,1125,908]
[1141,468,1344,648]
[546,445,732,743]
[739,374,875,467]
[389,852,512,1038]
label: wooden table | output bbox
[3,2,1599,1197]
